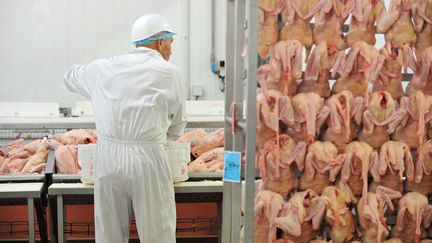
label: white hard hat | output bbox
[131,14,176,44]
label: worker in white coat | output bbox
[63,14,186,243]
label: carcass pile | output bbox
[0,129,97,175]
[177,128,225,173]
[0,138,50,175]
[250,0,432,242]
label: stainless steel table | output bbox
[0,182,44,243]
[48,181,223,243]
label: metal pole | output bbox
[230,0,246,242]
[57,195,64,243]
[28,198,35,243]
[221,0,236,242]
[243,0,258,241]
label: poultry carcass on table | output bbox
[258,134,306,197]
[20,139,49,174]
[357,186,402,243]
[310,186,356,243]
[0,145,6,158]
[188,147,224,173]
[332,41,385,98]
[377,0,417,48]
[299,141,345,194]
[49,129,97,145]
[270,190,321,243]
[191,128,224,158]
[6,139,38,160]
[412,0,432,56]
[258,0,283,59]
[308,0,353,55]
[338,141,378,204]
[298,42,334,98]
[254,190,285,243]
[322,90,364,152]
[258,40,303,96]
[405,140,432,196]
[369,140,414,195]
[392,91,432,149]
[406,46,432,96]
[2,158,29,174]
[358,91,406,149]
[279,0,319,59]
[286,92,330,144]
[372,43,404,100]
[390,192,432,243]
[55,145,80,174]
[177,128,208,153]
[346,0,385,47]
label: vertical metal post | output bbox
[57,195,64,243]
[27,198,35,243]
[230,0,246,242]
[243,0,258,241]
[222,0,236,242]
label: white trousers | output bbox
[94,139,176,243]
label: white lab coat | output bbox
[64,47,187,243]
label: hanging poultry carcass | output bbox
[299,141,346,194]
[258,40,303,96]
[346,0,386,47]
[322,90,364,152]
[332,41,385,98]
[253,190,285,243]
[256,89,293,149]
[405,140,432,196]
[307,186,356,243]
[412,0,432,56]
[392,91,432,149]
[377,0,417,49]
[358,91,406,149]
[406,46,432,96]
[390,192,432,243]
[357,186,402,243]
[369,140,414,195]
[308,0,354,55]
[298,42,334,98]
[258,0,284,60]
[279,0,319,59]
[258,134,306,197]
[372,43,405,100]
[270,190,321,243]
[285,92,330,144]
[256,88,305,197]
[337,141,378,204]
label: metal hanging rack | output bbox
[222,0,258,242]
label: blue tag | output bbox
[223,151,241,183]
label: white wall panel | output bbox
[0,0,204,107]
